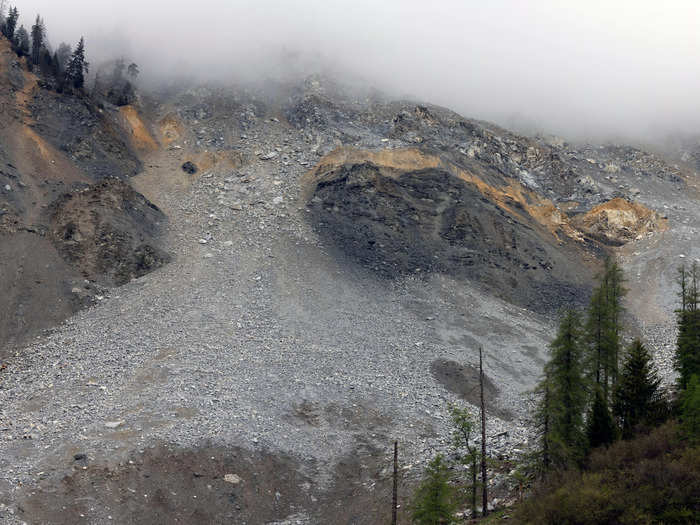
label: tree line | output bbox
[536,259,699,474]
[409,258,700,523]
[0,2,138,102]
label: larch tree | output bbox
[545,309,588,467]
[676,263,700,391]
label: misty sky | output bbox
[11,1,700,141]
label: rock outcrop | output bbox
[48,178,169,286]
[572,198,666,245]
[304,147,599,311]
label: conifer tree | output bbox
[15,24,28,56]
[30,14,44,66]
[66,37,88,89]
[613,339,662,438]
[544,310,588,467]
[605,258,625,387]
[2,5,18,41]
[676,263,700,390]
[410,455,456,525]
[55,42,71,73]
[585,258,626,400]
[586,387,615,449]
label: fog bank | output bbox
[11,0,700,141]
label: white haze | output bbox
[12,0,700,142]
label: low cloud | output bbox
[11,0,700,142]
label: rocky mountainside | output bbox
[0,38,168,352]
[0,45,697,523]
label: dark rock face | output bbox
[28,89,142,180]
[306,149,596,312]
[49,178,169,286]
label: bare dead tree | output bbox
[480,346,488,517]
[392,441,398,525]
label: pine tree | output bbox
[544,310,588,467]
[448,404,479,519]
[66,37,88,89]
[586,387,616,449]
[2,5,18,41]
[410,455,456,525]
[15,24,28,56]
[613,340,662,438]
[30,14,44,66]
[676,263,700,390]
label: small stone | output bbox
[223,241,234,247]
[272,196,284,205]
[4,184,11,191]
[224,473,241,485]
[198,239,208,244]
[260,151,278,160]
[104,421,124,429]
[74,453,87,461]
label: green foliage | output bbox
[585,257,626,399]
[613,339,663,438]
[1,5,18,41]
[410,455,457,525]
[447,403,479,517]
[30,14,44,66]
[66,37,89,89]
[15,24,28,56]
[542,310,588,468]
[676,263,700,391]
[587,387,616,449]
[681,375,700,443]
[515,422,700,524]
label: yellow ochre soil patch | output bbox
[119,105,159,152]
[572,197,667,245]
[158,113,185,146]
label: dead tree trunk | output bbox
[480,346,488,517]
[392,441,398,525]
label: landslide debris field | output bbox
[1,65,700,523]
